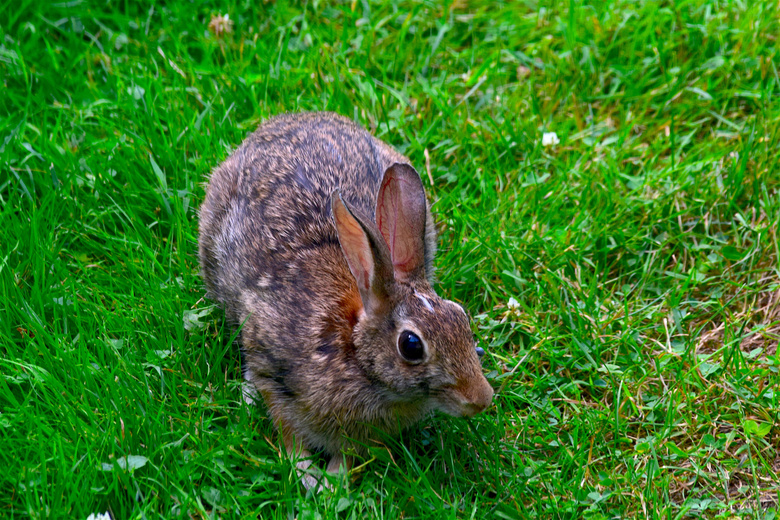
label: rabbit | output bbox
[198,112,493,487]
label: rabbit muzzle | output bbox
[442,375,494,418]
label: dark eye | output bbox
[475,346,485,358]
[398,330,425,362]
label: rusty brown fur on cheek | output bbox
[321,285,363,353]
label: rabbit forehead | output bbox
[395,287,473,349]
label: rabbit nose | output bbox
[458,376,494,417]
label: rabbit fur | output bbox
[199,112,493,484]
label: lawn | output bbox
[1,0,779,518]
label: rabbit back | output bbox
[200,112,434,322]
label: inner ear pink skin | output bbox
[376,164,427,282]
[332,193,374,292]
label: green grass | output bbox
[2,0,779,518]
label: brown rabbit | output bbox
[198,112,493,487]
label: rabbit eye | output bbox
[398,330,425,363]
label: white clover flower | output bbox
[542,132,560,147]
[86,513,112,520]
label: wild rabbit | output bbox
[199,112,493,487]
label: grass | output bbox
[1,0,779,518]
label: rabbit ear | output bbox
[376,163,428,282]
[332,191,393,315]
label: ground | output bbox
[1,0,779,518]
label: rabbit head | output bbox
[331,163,493,419]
